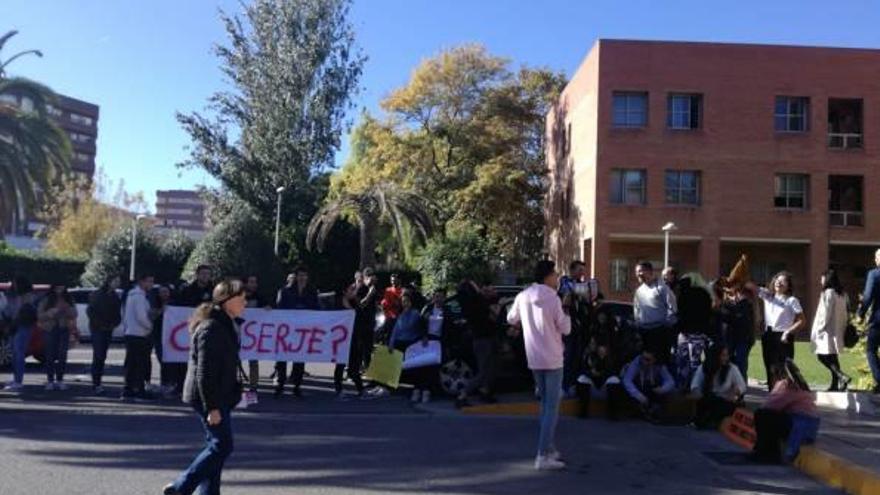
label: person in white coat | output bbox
[123,274,156,400]
[811,269,852,391]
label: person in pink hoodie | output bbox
[507,260,572,470]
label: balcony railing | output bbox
[829,210,864,227]
[828,133,863,149]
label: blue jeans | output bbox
[174,407,234,495]
[91,330,113,387]
[533,369,563,456]
[45,326,71,383]
[728,340,751,380]
[867,323,880,386]
[11,325,32,384]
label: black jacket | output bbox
[182,308,242,411]
[177,282,215,308]
[86,289,122,332]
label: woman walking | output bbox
[38,284,78,391]
[2,276,37,392]
[507,260,572,470]
[164,280,246,495]
[810,269,852,391]
[748,272,805,391]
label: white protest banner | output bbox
[402,340,442,370]
[162,306,354,364]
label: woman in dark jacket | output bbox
[164,280,246,495]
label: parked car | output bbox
[68,288,126,343]
[0,282,51,369]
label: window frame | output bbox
[612,91,648,129]
[610,259,630,292]
[667,93,702,130]
[774,173,809,210]
[610,169,647,206]
[664,170,701,206]
[774,96,810,133]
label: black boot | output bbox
[575,382,591,418]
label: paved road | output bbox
[0,346,841,495]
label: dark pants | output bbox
[334,330,367,394]
[694,394,738,429]
[91,330,113,387]
[728,339,752,379]
[173,406,234,495]
[274,362,304,391]
[575,381,624,419]
[867,323,880,388]
[124,335,151,394]
[753,408,791,463]
[45,326,71,383]
[146,326,170,386]
[465,337,496,396]
[817,354,849,390]
[762,331,794,390]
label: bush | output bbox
[183,206,285,292]
[81,225,196,287]
[415,231,498,292]
[0,248,85,287]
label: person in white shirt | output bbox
[690,345,746,429]
[633,262,678,364]
[810,269,852,391]
[747,272,805,391]
[123,274,156,400]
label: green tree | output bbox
[81,226,196,287]
[415,229,498,293]
[307,183,434,269]
[0,30,72,235]
[183,205,284,290]
[176,0,364,255]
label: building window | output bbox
[0,93,17,105]
[774,174,809,209]
[610,259,629,292]
[70,113,95,126]
[610,169,646,205]
[829,175,863,227]
[74,152,91,162]
[612,92,648,128]
[667,94,702,130]
[665,170,700,205]
[828,98,863,149]
[46,104,63,117]
[775,96,809,132]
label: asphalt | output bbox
[0,345,843,495]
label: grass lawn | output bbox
[746,341,866,388]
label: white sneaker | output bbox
[45,382,56,391]
[371,387,390,398]
[4,382,23,392]
[535,455,567,471]
[56,381,69,391]
[421,390,431,403]
[547,449,563,461]
[410,389,422,403]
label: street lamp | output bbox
[661,222,677,270]
[274,186,285,256]
[129,214,148,282]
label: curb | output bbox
[795,445,880,495]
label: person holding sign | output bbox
[507,260,572,471]
[334,282,366,399]
[164,279,246,495]
[386,290,429,401]
[274,265,319,398]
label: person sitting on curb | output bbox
[751,359,819,464]
[689,344,746,429]
[575,337,623,419]
[622,349,675,422]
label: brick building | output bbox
[0,91,99,236]
[155,190,207,239]
[545,39,880,310]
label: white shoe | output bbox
[421,390,431,403]
[371,387,390,398]
[411,390,422,403]
[56,381,69,391]
[547,449,563,461]
[535,455,567,471]
[4,382,23,392]
[45,382,56,391]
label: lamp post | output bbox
[129,214,148,282]
[661,222,677,269]
[274,186,285,256]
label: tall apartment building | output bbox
[0,91,99,236]
[155,190,207,238]
[546,40,880,310]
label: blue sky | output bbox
[5,0,880,211]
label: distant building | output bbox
[0,90,99,238]
[155,190,207,239]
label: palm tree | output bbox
[0,30,71,235]
[307,184,435,268]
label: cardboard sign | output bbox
[161,306,354,364]
[364,346,404,389]
[402,341,442,370]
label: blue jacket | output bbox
[858,268,880,323]
[390,309,424,349]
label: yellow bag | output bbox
[365,346,404,389]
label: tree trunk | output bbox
[359,212,378,269]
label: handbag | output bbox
[844,323,860,348]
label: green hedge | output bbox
[0,252,85,287]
